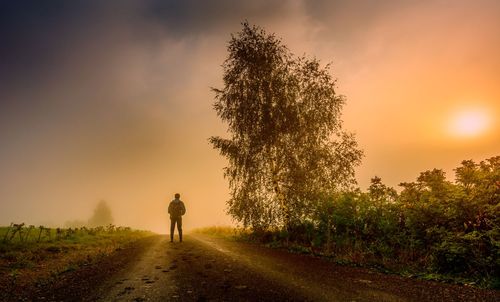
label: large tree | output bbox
[210,23,363,230]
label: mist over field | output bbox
[1,0,499,233]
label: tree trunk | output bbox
[270,153,290,246]
[325,218,332,255]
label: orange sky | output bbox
[0,1,498,232]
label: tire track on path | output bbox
[94,236,177,301]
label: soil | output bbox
[3,234,499,301]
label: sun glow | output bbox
[449,108,492,138]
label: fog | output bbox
[1,1,499,232]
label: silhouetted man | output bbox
[168,193,186,242]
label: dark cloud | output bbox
[0,0,289,84]
[1,0,295,227]
[0,1,173,197]
[301,0,422,47]
[303,0,417,22]
[145,0,290,37]
[1,1,109,88]
[0,0,296,145]
[0,0,291,111]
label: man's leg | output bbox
[177,217,183,242]
[170,218,175,242]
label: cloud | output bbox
[144,0,292,37]
[1,0,498,229]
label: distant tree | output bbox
[210,22,363,230]
[88,200,113,227]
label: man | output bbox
[168,193,186,242]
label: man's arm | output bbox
[181,202,186,215]
[168,202,172,214]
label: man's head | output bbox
[175,193,180,199]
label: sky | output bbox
[1,0,499,232]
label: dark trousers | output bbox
[170,216,182,242]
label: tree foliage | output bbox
[306,156,499,287]
[210,23,363,230]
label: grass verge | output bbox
[0,226,153,300]
[191,226,250,240]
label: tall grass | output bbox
[191,226,249,238]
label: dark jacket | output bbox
[168,199,186,218]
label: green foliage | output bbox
[243,156,499,288]
[210,22,362,230]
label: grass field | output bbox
[1,224,147,244]
[0,224,153,297]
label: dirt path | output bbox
[89,235,302,301]
[93,236,177,301]
[84,234,499,302]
